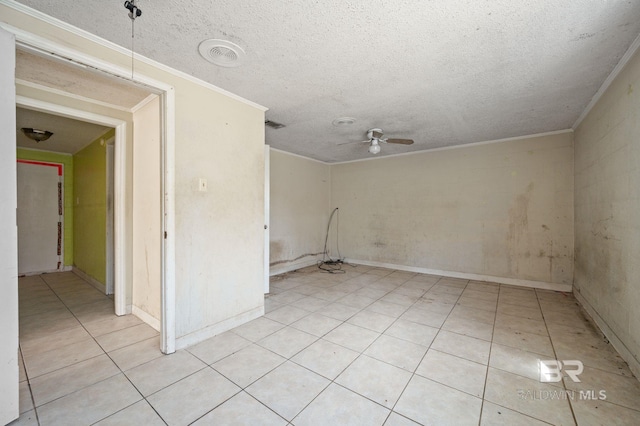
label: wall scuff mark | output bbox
[506,182,534,274]
[270,252,323,267]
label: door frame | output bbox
[6,26,176,354]
[264,145,270,294]
[0,26,18,425]
[106,138,115,295]
[16,159,65,274]
[18,95,128,308]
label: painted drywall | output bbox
[0,25,19,425]
[574,46,640,374]
[73,129,113,285]
[17,148,73,266]
[132,96,161,328]
[331,132,574,286]
[269,149,331,274]
[173,81,265,344]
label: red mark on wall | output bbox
[17,159,63,176]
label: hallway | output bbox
[13,267,640,425]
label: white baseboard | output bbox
[345,258,573,292]
[270,257,319,276]
[19,265,72,276]
[132,305,161,332]
[175,305,264,350]
[72,267,106,293]
[573,289,640,379]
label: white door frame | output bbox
[6,26,176,354]
[264,145,270,294]
[0,25,18,425]
[16,159,64,274]
[18,95,128,308]
[106,139,115,295]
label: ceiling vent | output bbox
[265,120,286,129]
[198,39,245,68]
[332,117,356,126]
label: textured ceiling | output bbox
[16,107,111,154]
[12,0,640,162]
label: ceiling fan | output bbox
[342,128,414,154]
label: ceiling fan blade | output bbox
[337,139,370,146]
[386,138,414,145]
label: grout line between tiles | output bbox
[537,288,580,425]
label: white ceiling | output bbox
[13,0,640,162]
[16,107,111,154]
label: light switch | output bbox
[198,178,208,192]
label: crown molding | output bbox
[330,129,573,166]
[269,147,331,165]
[0,0,267,112]
[573,32,640,129]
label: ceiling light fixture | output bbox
[368,139,381,154]
[198,39,246,68]
[21,128,53,143]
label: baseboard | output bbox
[18,265,72,277]
[175,305,264,350]
[132,305,161,332]
[344,258,573,292]
[270,257,319,276]
[573,289,640,379]
[72,267,106,293]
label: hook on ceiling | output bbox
[124,1,142,20]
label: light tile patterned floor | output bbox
[12,266,640,425]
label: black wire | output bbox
[318,207,353,274]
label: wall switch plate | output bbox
[198,178,208,192]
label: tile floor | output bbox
[11,266,640,425]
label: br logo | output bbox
[539,360,584,383]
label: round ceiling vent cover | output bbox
[332,117,356,126]
[198,39,245,67]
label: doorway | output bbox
[16,159,63,275]
[13,41,176,354]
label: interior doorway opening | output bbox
[12,37,176,354]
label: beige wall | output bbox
[132,96,161,328]
[331,132,574,287]
[574,47,640,374]
[173,82,265,343]
[269,149,332,274]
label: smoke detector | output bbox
[198,39,245,68]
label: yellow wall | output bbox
[16,148,74,266]
[73,129,113,285]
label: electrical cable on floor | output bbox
[317,207,354,274]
